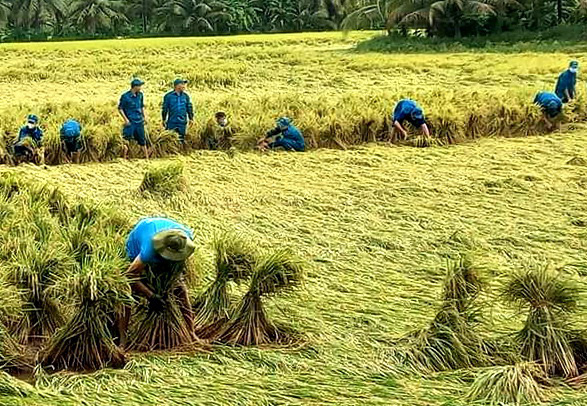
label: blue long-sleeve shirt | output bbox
[162,91,194,124]
[555,69,576,101]
[393,99,425,127]
[534,91,563,117]
[267,124,305,150]
[17,126,43,146]
[118,90,145,124]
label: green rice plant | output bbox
[139,161,186,197]
[217,249,304,346]
[40,252,130,372]
[502,265,581,378]
[193,233,257,340]
[129,262,194,351]
[0,370,34,397]
[5,243,70,344]
[466,363,548,405]
[390,258,491,372]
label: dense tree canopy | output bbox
[0,0,583,39]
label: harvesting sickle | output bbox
[118,78,149,160]
[116,216,197,349]
[258,117,305,152]
[162,78,194,146]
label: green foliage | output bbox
[391,258,491,372]
[466,363,547,405]
[193,233,257,339]
[139,161,186,197]
[502,265,582,378]
[217,249,304,346]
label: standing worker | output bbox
[391,99,430,140]
[13,114,43,165]
[162,79,194,145]
[534,91,563,130]
[60,119,83,164]
[555,60,579,103]
[258,117,305,152]
[118,78,149,160]
[115,217,197,348]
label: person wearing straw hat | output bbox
[391,99,430,141]
[555,60,579,104]
[13,114,44,165]
[258,117,305,152]
[118,78,149,160]
[534,91,563,130]
[162,78,194,145]
[116,217,196,347]
[203,111,235,150]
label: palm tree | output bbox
[390,0,495,37]
[127,0,163,33]
[11,0,65,32]
[68,0,128,34]
[158,0,228,33]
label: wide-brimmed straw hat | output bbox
[152,229,195,262]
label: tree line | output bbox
[0,0,585,40]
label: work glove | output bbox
[148,294,166,312]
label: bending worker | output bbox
[162,79,194,145]
[259,117,305,152]
[116,217,197,348]
[392,99,430,140]
[534,91,563,130]
[555,60,578,103]
[13,114,43,165]
[60,119,82,164]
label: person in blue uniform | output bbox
[259,117,305,152]
[555,61,578,103]
[13,114,43,164]
[118,78,149,160]
[60,119,82,164]
[116,217,197,347]
[391,99,430,140]
[534,91,563,130]
[162,79,194,145]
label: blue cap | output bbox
[27,114,38,124]
[277,117,291,127]
[174,78,188,87]
[411,109,425,126]
[130,78,144,88]
[570,60,579,68]
[546,100,562,117]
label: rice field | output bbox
[0,125,587,404]
[0,31,586,163]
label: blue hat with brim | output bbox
[131,78,145,87]
[27,114,38,124]
[546,100,562,118]
[174,79,188,87]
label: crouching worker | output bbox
[13,114,43,165]
[116,217,197,348]
[203,111,234,150]
[391,99,430,141]
[60,119,82,164]
[258,117,305,152]
[534,91,563,130]
[555,60,578,103]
